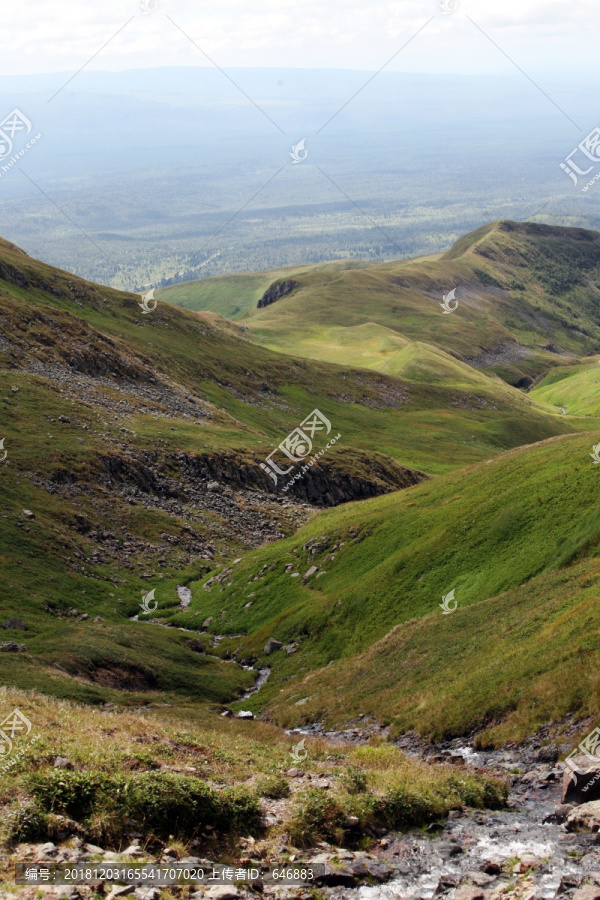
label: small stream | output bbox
[352,740,600,897]
[241,666,271,700]
[124,585,600,886]
[177,585,192,608]
[129,583,596,889]
[284,727,600,894]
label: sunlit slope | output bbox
[285,326,527,392]
[0,234,574,479]
[163,221,600,389]
[530,358,600,417]
[157,259,371,321]
[172,430,600,742]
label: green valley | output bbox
[4,222,600,874]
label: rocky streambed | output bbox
[8,724,600,900]
[285,726,600,898]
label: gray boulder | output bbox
[566,799,600,832]
[0,641,26,652]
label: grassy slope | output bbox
[1,226,599,742]
[163,221,600,390]
[0,233,576,710]
[157,260,370,321]
[172,429,600,744]
[530,358,600,416]
[0,236,571,479]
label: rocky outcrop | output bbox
[257,280,299,308]
[178,448,427,507]
[97,447,425,510]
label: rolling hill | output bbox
[161,220,600,390]
[1,222,599,750]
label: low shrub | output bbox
[341,766,368,794]
[287,788,346,847]
[256,774,290,799]
[374,785,444,828]
[28,769,262,844]
[3,799,48,843]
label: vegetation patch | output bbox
[25,769,261,845]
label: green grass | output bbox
[157,260,370,321]
[3,224,600,745]
[530,359,600,417]
[0,232,578,711]
[171,429,600,742]
[161,221,600,391]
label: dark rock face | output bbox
[257,280,299,309]
[0,261,29,289]
[98,447,424,508]
[99,446,423,504]
[177,449,426,508]
[561,755,600,804]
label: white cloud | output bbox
[0,0,597,76]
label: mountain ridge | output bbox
[0,222,597,741]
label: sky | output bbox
[2,0,598,78]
